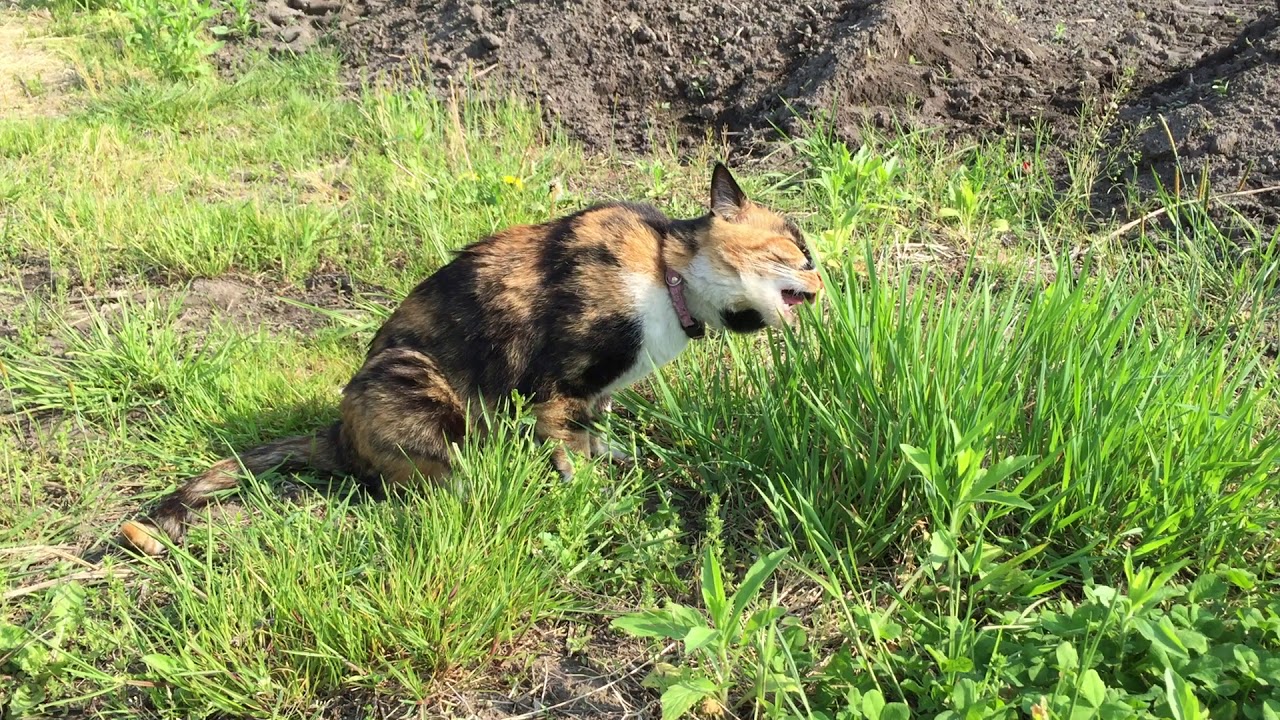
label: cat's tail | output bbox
[118,423,348,556]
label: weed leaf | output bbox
[1056,641,1079,671]
[900,444,934,481]
[141,653,182,677]
[612,605,702,641]
[729,547,789,621]
[9,684,44,716]
[0,623,26,651]
[1164,667,1201,720]
[1079,669,1106,708]
[701,545,727,628]
[882,702,911,720]
[929,527,956,571]
[862,688,886,720]
[659,676,718,720]
[682,626,717,654]
[966,455,1035,502]
[1135,617,1190,660]
[970,490,1035,511]
[745,606,786,636]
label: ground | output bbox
[1,1,1279,719]
[230,0,1280,227]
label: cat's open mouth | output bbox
[781,289,815,307]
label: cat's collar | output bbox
[663,266,705,340]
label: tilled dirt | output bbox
[1106,10,1280,221]
[226,0,1278,221]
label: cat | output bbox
[119,162,822,556]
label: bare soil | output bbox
[216,0,1280,225]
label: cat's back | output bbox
[366,201,675,395]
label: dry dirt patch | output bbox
[0,14,79,117]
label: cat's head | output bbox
[683,163,823,332]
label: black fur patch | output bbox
[721,308,767,333]
[582,245,621,267]
[668,216,708,255]
[566,314,644,398]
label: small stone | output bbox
[479,32,503,50]
[279,25,302,43]
[633,25,656,43]
[469,3,486,25]
[268,8,295,25]
[1209,131,1240,156]
[676,9,695,23]
[287,0,340,15]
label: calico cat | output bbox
[120,163,821,556]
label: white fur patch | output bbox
[598,272,691,398]
[683,255,741,323]
[683,254,797,329]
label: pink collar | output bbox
[664,266,705,339]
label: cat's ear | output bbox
[710,162,748,220]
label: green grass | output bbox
[639,251,1279,569]
[87,412,629,716]
[0,47,581,290]
[2,3,1279,718]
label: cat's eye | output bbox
[799,249,815,271]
